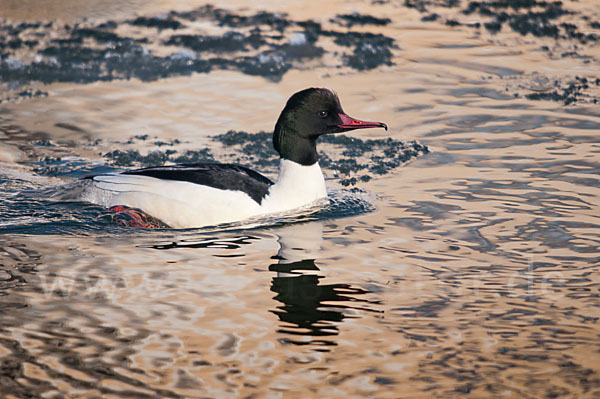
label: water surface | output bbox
[1,0,600,398]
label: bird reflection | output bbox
[268,222,376,348]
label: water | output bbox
[1,1,600,398]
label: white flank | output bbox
[76,159,329,228]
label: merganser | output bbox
[73,88,387,228]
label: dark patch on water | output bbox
[71,27,125,43]
[165,31,264,53]
[403,0,460,12]
[411,0,600,44]
[463,1,571,38]
[422,13,440,22]
[331,13,392,27]
[171,6,291,32]
[213,130,278,168]
[30,157,116,178]
[327,31,396,70]
[401,0,600,46]
[0,4,397,92]
[0,88,47,104]
[127,16,184,30]
[320,134,429,185]
[402,0,600,104]
[523,76,600,105]
[104,149,172,167]
[102,148,215,167]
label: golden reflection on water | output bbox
[1,0,600,398]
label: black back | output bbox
[90,163,274,204]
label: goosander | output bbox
[72,88,387,228]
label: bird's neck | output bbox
[273,124,319,165]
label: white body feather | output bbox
[74,159,327,228]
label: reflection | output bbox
[268,222,378,348]
[145,235,259,250]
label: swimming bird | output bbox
[72,88,387,228]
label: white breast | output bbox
[261,159,328,213]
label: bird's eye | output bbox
[318,110,328,118]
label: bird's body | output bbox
[77,159,326,228]
[58,88,387,228]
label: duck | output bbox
[71,88,387,228]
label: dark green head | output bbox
[273,88,387,165]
